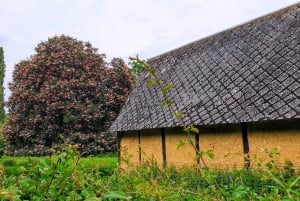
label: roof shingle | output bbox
[111,4,300,131]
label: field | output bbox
[0,148,299,200]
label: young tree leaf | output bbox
[177,139,186,149]
[190,125,199,134]
[147,79,157,87]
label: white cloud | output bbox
[0,0,299,100]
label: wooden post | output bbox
[241,122,250,169]
[195,132,200,165]
[138,130,142,165]
[161,128,167,168]
[117,131,124,164]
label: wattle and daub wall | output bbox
[118,119,300,169]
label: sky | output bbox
[0,0,299,101]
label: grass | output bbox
[0,152,118,177]
[0,150,299,200]
[80,152,118,176]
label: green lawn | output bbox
[0,152,118,177]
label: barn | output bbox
[111,4,300,169]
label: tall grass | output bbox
[0,146,299,200]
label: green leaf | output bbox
[190,125,199,134]
[177,139,186,149]
[162,83,175,96]
[183,127,191,133]
[157,80,164,86]
[183,125,198,134]
[166,83,175,90]
[166,99,173,105]
[174,111,183,119]
[147,79,157,86]
[205,171,217,185]
[289,175,300,188]
[271,147,281,156]
[149,68,157,76]
[198,149,214,159]
[162,88,168,96]
[103,191,132,200]
[206,149,215,159]
[160,101,167,107]
[160,99,173,107]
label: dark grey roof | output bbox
[111,4,300,131]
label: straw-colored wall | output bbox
[165,127,196,167]
[248,120,300,167]
[140,129,163,164]
[119,119,300,169]
[119,130,139,169]
[200,128,244,169]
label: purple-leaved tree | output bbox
[4,35,134,156]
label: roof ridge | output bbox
[148,3,300,62]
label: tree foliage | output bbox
[3,35,134,156]
[0,47,5,124]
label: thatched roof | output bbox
[111,4,300,132]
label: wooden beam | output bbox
[117,131,124,164]
[241,122,250,169]
[138,130,142,165]
[161,128,167,167]
[195,132,200,165]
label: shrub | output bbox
[0,133,5,158]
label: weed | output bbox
[0,146,298,200]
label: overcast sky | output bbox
[0,0,299,100]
